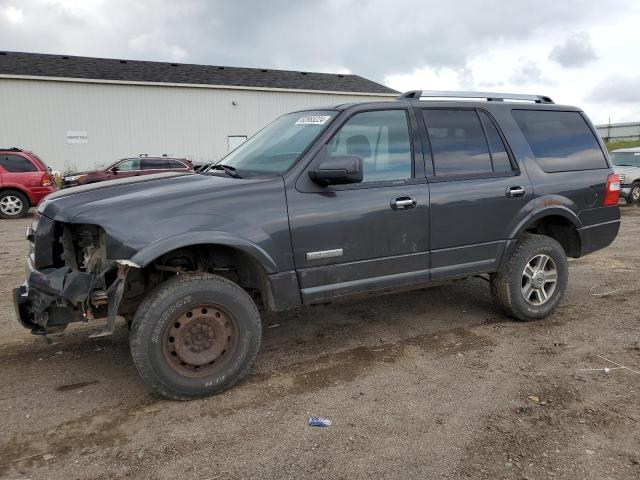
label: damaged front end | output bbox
[13,215,136,337]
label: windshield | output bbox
[611,152,640,167]
[209,110,337,176]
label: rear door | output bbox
[287,107,430,303]
[420,108,533,279]
[141,158,169,175]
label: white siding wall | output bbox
[0,78,392,172]
[596,123,640,142]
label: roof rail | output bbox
[397,90,554,104]
[0,147,21,151]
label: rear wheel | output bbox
[490,234,568,321]
[628,182,640,203]
[130,273,261,400]
[0,190,30,219]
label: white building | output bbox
[0,52,397,173]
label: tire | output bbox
[490,234,568,321]
[628,182,640,203]
[0,190,30,219]
[130,273,261,400]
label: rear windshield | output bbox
[512,110,607,172]
[611,151,640,167]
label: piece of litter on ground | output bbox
[589,285,628,297]
[527,395,540,403]
[371,348,384,352]
[42,453,55,461]
[585,449,595,455]
[266,324,280,329]
[308,416,332,427]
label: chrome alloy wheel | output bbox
[521,253,557,306]
[0,195,23,216]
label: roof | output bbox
[0,51,397,95]
[611,147,640,153]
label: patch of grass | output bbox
[605,139,640,152]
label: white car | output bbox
[611,147,640,203]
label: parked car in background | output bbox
[610,147,640,203]
[0,148,57,218]
[62,155,193,187]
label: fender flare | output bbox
[509,205,583,240]
[498,206,583,271]
[129,231,278,273]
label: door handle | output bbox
[391,196,417,210]
[505,186,525,198]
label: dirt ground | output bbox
[0,208,639,480]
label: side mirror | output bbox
[111,166,119,174]
[309,155,363,186]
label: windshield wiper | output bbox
[615,164,634,167]
[209,164,242,178]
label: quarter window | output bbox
[327,110,412,182]
[479,111,512,173]
[512,110,607,172]
[0,154,37,173]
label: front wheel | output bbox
[130,273,261,400]
[490,234,568,321]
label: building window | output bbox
[228,136,248,152]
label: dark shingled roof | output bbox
[0,51,397,95]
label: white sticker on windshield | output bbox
[295,115,331,126]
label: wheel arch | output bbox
[500,207,583,270]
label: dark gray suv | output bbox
[14,90,621,399]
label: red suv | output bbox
[62,155,193,187]
[0,148,57,219]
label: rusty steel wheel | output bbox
[162,304,239,377]
[130,273,261,400]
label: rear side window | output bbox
[142,158,168,170]
[512,110,607,172]
[423,109,513,177]
[167,160,187,169]
[0,154,37,172]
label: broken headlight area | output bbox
[16,223,135,336]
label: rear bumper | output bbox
[27,186,57,206]
[577,219,621,257]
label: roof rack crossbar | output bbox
[397,90,554,104]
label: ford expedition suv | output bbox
[13,91,621,400]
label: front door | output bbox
[420,108,533,279]
[287,108,430,303]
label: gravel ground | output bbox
[0,207,638,480]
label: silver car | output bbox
[611,147,640,203]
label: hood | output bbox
[39,171,273,223]
[63,170,97,177]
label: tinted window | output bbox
[423,109,492,176]
[0,154,37,172]
[512,110,607,172]
[116,159,140,171]
[479,111,512,173]
[327,110,412,182]
[167,160,187,169]
[142,158,168,170]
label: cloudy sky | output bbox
[1,0,639,125]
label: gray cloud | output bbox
[549,32,597,67]
[589,75,640,103]
[510,60,555,86]
[0,0,631,82]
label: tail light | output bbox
[603,173,620,206]
[40,173,53,187]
